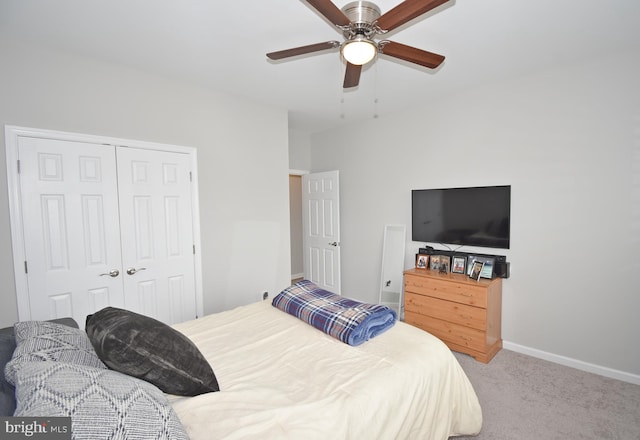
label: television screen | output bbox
[412,185,511,249]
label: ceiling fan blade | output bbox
[376,0,450,32]
[267,41,340,60]
[306,0,352,27]
[343,63,362,88]
[379,41,444,68]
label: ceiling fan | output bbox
[266,0,450,88]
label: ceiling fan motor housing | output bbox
[340,1,381,39]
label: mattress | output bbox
[169,300,482,439]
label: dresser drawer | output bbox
[405,275,487,308]
[404,291,486,331]
[404,311,486,352]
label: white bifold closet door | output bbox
[18,136,197,325]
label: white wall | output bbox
[310,50,640,378]
[288,128,312,171]
[0,40,291,326]
[288,129,311,280]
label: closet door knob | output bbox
[126,267,147,275]
[99,269,120,278]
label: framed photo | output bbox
[469,261,484,281]
[416,254,429,269]
[466,255,495,277]
[439,255,451,273]
[451,256,467,274]
[466,255,477,276]
[429,255,441,271]
[480,260,494,279]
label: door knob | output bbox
[126,267,147,275]
[328,242,339,247]
[99,269,120,277]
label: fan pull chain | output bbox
[373,61,379,119]
[339,55,345,119]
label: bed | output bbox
[2,284,482,440]
[169,299,482,439]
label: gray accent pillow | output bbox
[0,326,18,416]
[1,318,78,416]
[4,321,106,386]
[86,307,219,396]
[12,361,188,440]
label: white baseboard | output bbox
[291,273,304,280]
[503,341,640,385]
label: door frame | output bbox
[5,125,204,320]
[289,169,308,282]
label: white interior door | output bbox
[10,129,200,326]
[18,137,126,325]
[116,147,197,324]
[302,171,341,294]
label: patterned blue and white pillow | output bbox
[4,321,106,385]
[12,361,189,440]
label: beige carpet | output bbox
[451,349,640,440]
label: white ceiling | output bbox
[2,0,639,133]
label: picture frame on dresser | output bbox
[416,254,429,269]
[469,261,483,280]
[465,256,476,276]
[451,256,467,274]
[429,255,441,271]
[439,255,451,273]
[466,255,495,276]
[479,260,494,279]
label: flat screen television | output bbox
[412,185,511,249]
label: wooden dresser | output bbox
[403,268,502,363]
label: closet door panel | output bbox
[116,147,197,324]
[18,137,125,324]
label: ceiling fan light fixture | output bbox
[341,37,377,65]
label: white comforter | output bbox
[170,300,482,440]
